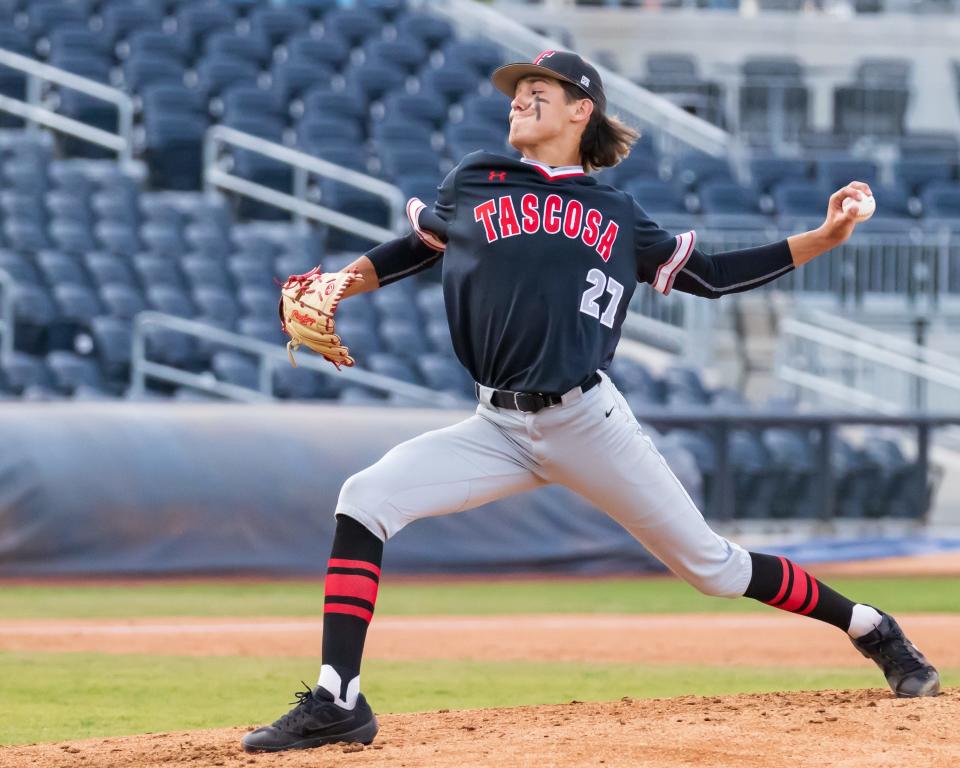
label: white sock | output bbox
[317,664,360,709]
[847,604,883,639]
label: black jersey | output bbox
[429,152,692,394]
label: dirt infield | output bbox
[2,613,958,667]
[2,689,956,768]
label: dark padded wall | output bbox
[0,403,665,576]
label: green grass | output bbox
[0,576,957,619]
[4,651,947,746]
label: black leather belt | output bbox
[476,372,601,414]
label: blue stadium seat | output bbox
[921,182,960,218]
[749,157,810,193]
[144,114,208,189]
[93,191,140,226]
[0,250,40,282]
[663,365,709,403]
[334,293,378,325]
[175,4,237,53]
[126,30,186,63]
[324,9,382,46]
[442,40,503,77]
[46,189,93,223]
[772,180,825,219]
[3,160,48,194]
[100,283,147,319]
[460,93,510,127]
[395,174,442,205]
[238,286,277,319]
[1,352,55,393]
[46,351,105,394]
[816,158,879,190]
[672,153,734,189]
[286,0,340,16]
[221,84,282,120]
[426,318,454,356]
[698,182,761,215]
[335,317,382,355]
[85,253,135,288]
[135,255,184,288]
[123,55,186,91]
[301,87,368,123]
[184,225,232,260]
[445,123,505,156]
[624,178,687,214]
[763,428,817,518]
[229,258,275,288]
[606,357,660,401]
[141,222,187,258]
[380,320,430,356]
[338,386,387,405]
[210,350,259,389]
[894,159,955,195]
[380,147,442,178]
[239,316,284,346]
[415,283,446,320]
[356,0,407,20]
[344,60,407,102]
[37,250,88,288]
[194,286,240,328]
[49,25,112,60]
[420,66,480,104]
[4,219,49,251]
[22,1,87,40]
[147,285,195,317]
[101,2,163,46]
[272,59,333,104]
[142,84,207,116]
[49,220,97,254]
[383,92,448,127]
[273,364,338,400]
[181,257,230,293]
[417,353,471,394]
[248,6,310,47]
[371,117,433,148]
[287,33,352,72]
[367,352,421,384]
[297,117,363,146]
[365,37,427,73]
[0,28,33,55]
[395,12,453,50]
[205,31,273,66]
[195,56,260,97]
[372,288,421,322]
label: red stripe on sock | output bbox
[327,558,381,577]
[767,556,792,605]
[779,568,810,612]
[324,602,373,622]
[799,577,820,615]
[325,573,379,605]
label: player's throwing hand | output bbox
[823,180,874,245]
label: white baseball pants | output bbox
[335,372,751,597]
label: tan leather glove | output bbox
[278,266,364,368]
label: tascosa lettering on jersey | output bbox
[472,194,620,262]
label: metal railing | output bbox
[130,312,462,406]
[777,309,960,413]
[203,125,406,243]
[0,48,134,164]
[633,409,957,521]
[623,290,717,364]
[421,0,731,158]
[0,269,14,361]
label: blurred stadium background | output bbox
[0,0,958,578]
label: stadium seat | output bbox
[920,182,960,218]
[123,55,186,91]
[380,320,430,357]
[460,93,511,127]
[193,286,241,328]
[147,285,195,317]
[273,364,336,399]
[417,353,471,394]
[698,182,761,215]
[101,2,164,47]
[211,350,260,390]
[442,40,503,77]
[324,9,382,45]
[624,179,688,215]
[749,157,810,193]
[365,37,428,73]
[771,181,825,219]
[1,352,55,393]
[344,60,407,102]
[175,4,237,53]
[0,250,40,282]
[395,12,453,50]
[248,6,310,47]
[383,92,448,127]
[100,283,147,319]
[272,59,334,104]
[367,352,421,384]
[22,1,87,40]
[37,251,89,288]
[238,286,278,319]
[371,117,434,148]
[85,254,135,289]
[606,357,661,401]
[301,88,368,123]
[297,117,363,146]
[420,66,480,103]
[372,289,421,323]
[134,255,184,289]
[144,114,208,189]
[287,33,352,72]
[46,351,105,394]
[672,153,735,189]
[204,31,273,66]
[127,30,187,63]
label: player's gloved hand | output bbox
[406,197,448,252]
[821,180,873,246]
[278,265,363,369]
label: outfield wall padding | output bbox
[0,403,667,576]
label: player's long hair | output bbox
[561,82,639,173]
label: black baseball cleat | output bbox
[850,612,940,698]
[242,684,379,753]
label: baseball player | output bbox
[246,51,940,753]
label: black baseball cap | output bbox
[492,51,606,112]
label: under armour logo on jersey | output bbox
[533,50,557,65]
[488,171,507,182]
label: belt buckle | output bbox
[513,391,543,414]
[512,391,526,412]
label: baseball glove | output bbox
[278,265,364,369]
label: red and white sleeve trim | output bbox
[406,197,446,252]
[652,231,696,296]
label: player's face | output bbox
[507,77,590,153]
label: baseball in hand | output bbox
[842,194,876,222]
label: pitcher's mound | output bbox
[3,688,956,768]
